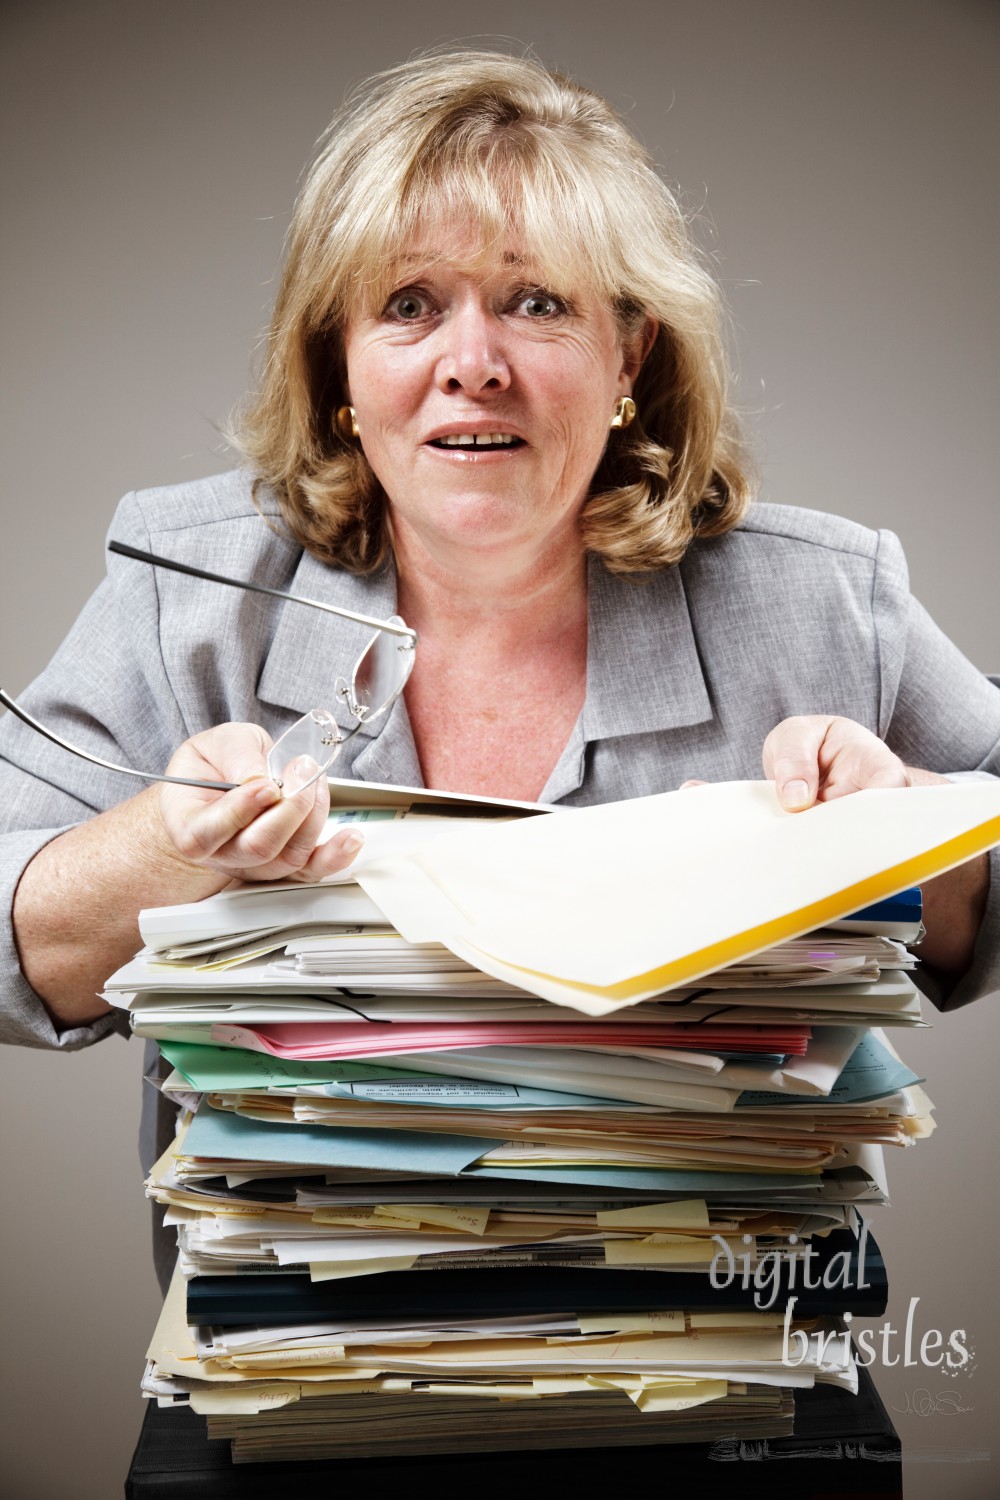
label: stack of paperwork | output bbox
[118,778,1000,1463]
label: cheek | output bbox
[550,377,617,458]
[354,367,400,423]
[540,342,622,422]
[347,342,419,422]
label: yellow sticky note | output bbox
[584,1375,644,1392]
[375,1203,490,1236]
[532,1376,594,1395]
[577,1311,684,1335]
[646,1232,709,1244]
[189,1385,302,1415]
[603,1237,718,1266]
[633,1380,728,1413]
[312,1207,383,1228]
[689,1312,783,1330]
[596,1199,710,1230]
[309,1256,416,1281]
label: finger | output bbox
[297,827,366,882]
[160,722,318,871]
[775,775,814,812]
[678,779,708,790]
[217,759,328,874]
[161,777,282,864]
[762,717,829,811]
[262,758,332,872]
[165,756,320,872]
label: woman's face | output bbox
[342,221,642,570]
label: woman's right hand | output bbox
[157,721,363,884]
[14,720,362,1029]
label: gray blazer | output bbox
[2,466,999,1057]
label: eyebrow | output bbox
[386,248,530,271]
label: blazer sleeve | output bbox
[874,529,1000,1011]
[0,492,188,1049]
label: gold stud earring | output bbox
[610,396,636,430]
[336,405,360,439]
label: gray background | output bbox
[1,2,997,1496]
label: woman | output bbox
[2,50,997,1067]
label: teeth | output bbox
[437,433,517,447]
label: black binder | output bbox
[187,1228,888,1327]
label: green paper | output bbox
[158,1040,433,1091]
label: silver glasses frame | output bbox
[0,541,417,794]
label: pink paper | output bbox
[209,1020,810,1061]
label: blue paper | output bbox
[736,1030,922,1108]
[465,1164,822,1193]
[183,1102,493,1176]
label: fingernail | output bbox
[340,831,365,854]
[291,755,319,777]
[253,780,280,807]
[782,779,811,809]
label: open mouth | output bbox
[428,434,525,450]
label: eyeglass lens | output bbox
[267,710,342,795]
[267,617,415,796]
[343,615,415,719]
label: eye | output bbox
[515,289,565,319]
[384,288,432,322]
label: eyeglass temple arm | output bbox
[0,688,238,792]
[107,541,416,644]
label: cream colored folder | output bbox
[357,780,1000,1015]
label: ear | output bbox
[619,317,659,391]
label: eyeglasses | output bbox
[0,540,417,797]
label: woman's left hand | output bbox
[684,715,987,983]
[758,714,988,983]
[761,714,938,811]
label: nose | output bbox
[434,302,511,395]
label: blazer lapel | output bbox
[540,557,714,803]
[582,555,713,741]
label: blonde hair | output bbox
[233,49,754,574]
